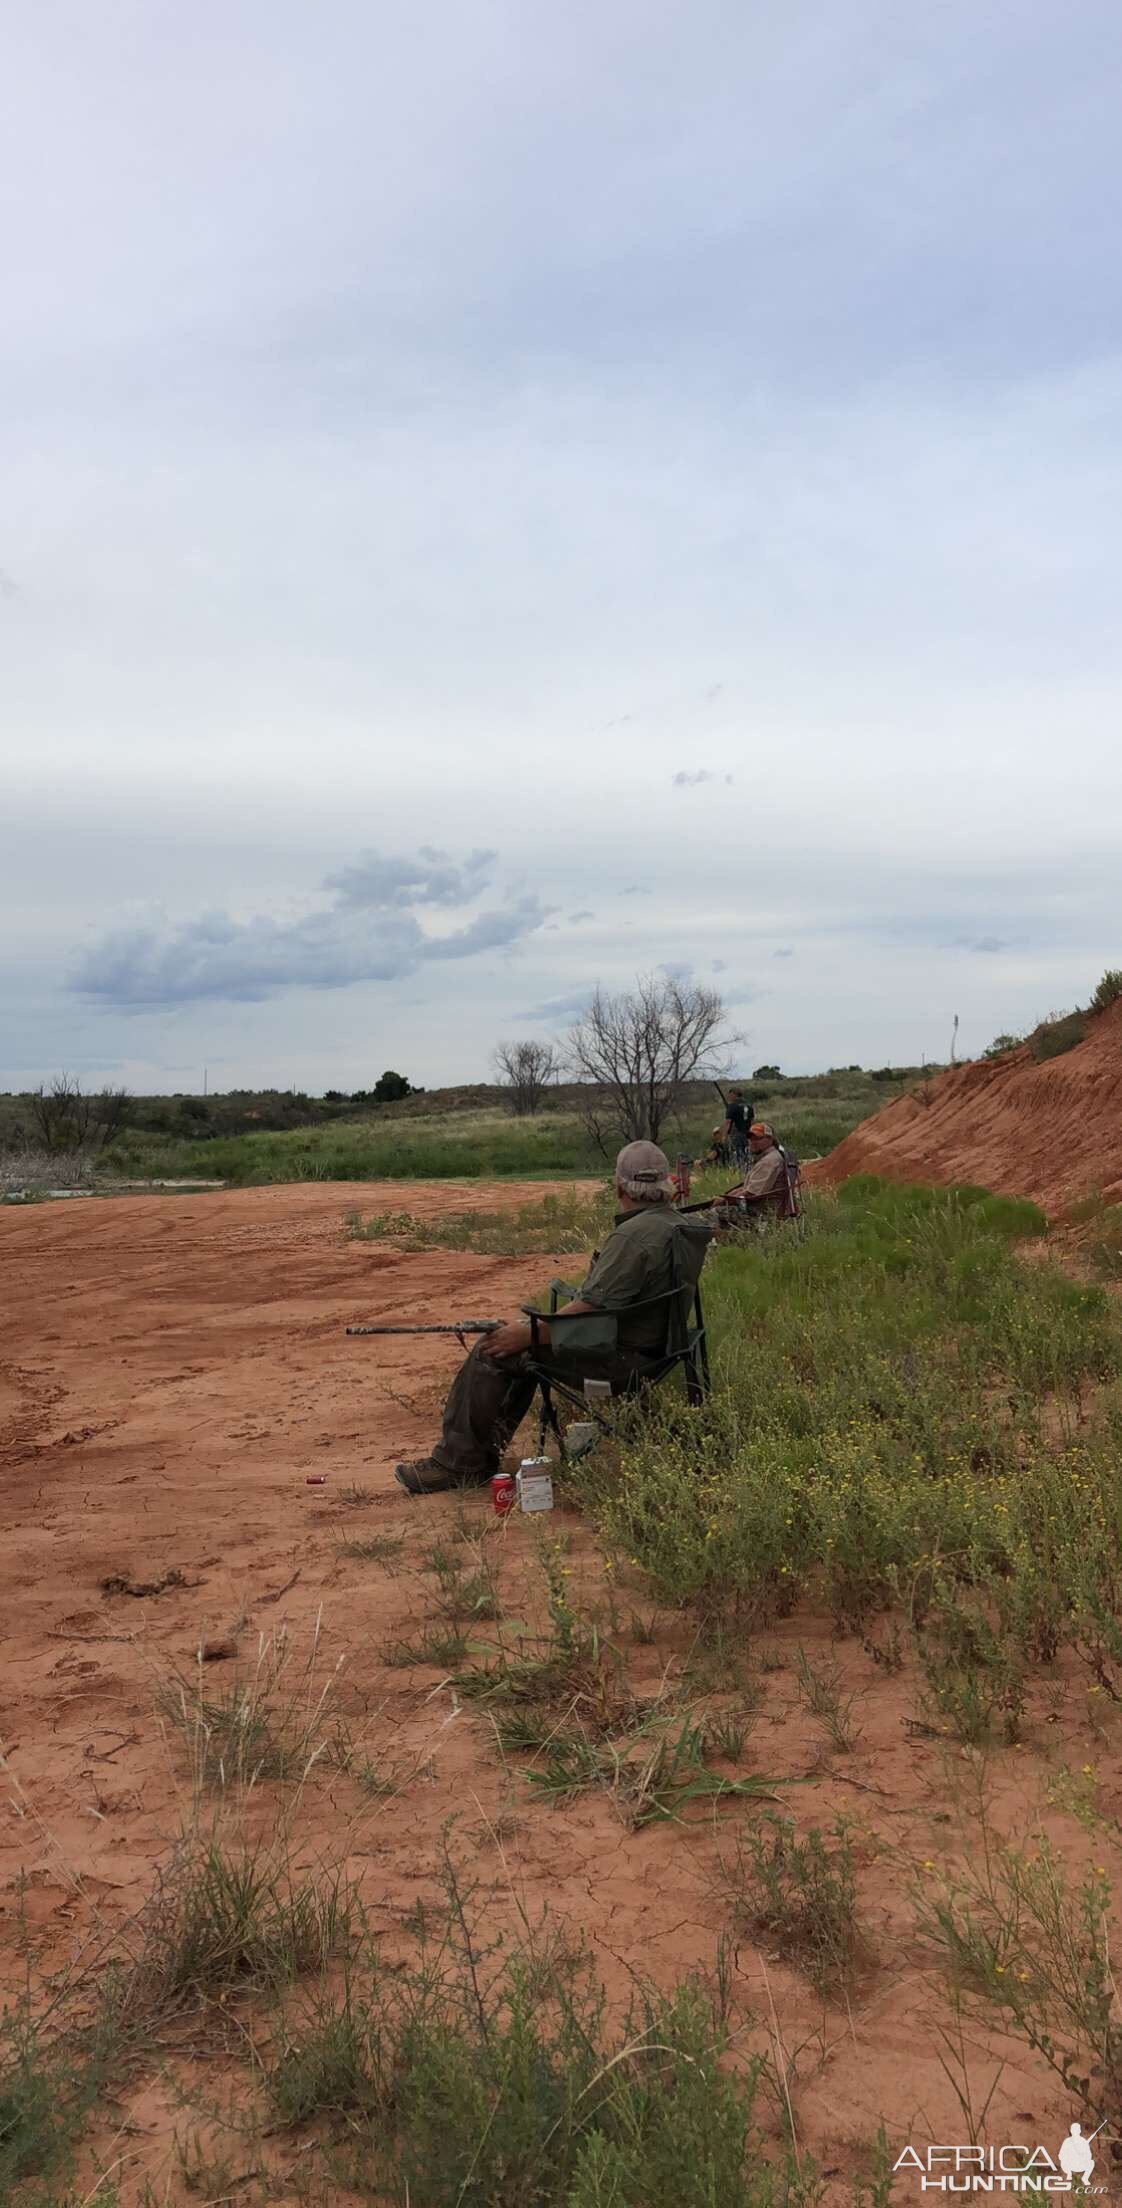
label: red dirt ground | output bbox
[1,1181,1115,2204]
[813,1001,1122,1214]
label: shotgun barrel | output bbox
[345,1320,501,1337]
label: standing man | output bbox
[719,1087,753,1170]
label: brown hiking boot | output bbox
[394,1458,492,1497]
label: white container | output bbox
[517,1458,555,1514]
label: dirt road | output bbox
[0,1182,1084,2202]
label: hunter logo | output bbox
[894,2125,1108,2193]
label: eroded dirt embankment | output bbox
[812,1000,1122,1213]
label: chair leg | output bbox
[536,1381,565,1460]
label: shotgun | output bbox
[346,1321,501,1337]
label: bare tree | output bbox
[30,1075,132,1153]
[92,1085,133,1148]
[493,1038,560,1116]
[566,974,732,1151]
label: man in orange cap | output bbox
[718,1122,789,1223]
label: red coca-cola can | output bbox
[491,1472,516,1515]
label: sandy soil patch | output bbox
[0,1181,1110,2204]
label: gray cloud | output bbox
[324,846,496,909]
[954,934,1008,954]
[672,769,734,787]
[424,898,547,960]
[773,948,795,959]
[72,852,546,1007]
[619,885,651,897]
[568,909,595,922]
[516,986,594,1026]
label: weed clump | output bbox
[121,1836,354,2017]
[917,1837,1122,2136]
[157,1626,351,1793]
[266,1849,812,2208]
[0,1993,115,2195]
[728,1820,866,1996]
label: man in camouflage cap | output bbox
[395,1140,712,1495]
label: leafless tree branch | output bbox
[565,974,734,1151]
[492,1039,561,1116]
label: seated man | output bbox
[395,1141,712,1496]
[715,1121,789,1226]
[706,1122,731,1169]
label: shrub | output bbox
[373,1069,411,1101]
[1029,1010,1086,1062]
[1090,968,1122,1016]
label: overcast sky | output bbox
[3,0,1119,1092]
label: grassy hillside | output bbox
[0,1068,919,1190]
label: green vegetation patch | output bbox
[577,1179,1122,1652]
[347,1186,615,1255]
[266,1849,814,2208]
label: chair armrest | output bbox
[520,1304,619,1360]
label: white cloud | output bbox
[3,1,1121,1085]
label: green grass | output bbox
[916,1833,1122,2133]
[120,1836,354,2016]
[347,1185,616,1253]
[156,1628,353,1792]
[576,1178,1122,1662]
[0,1835,355,2203]
[0,1993,115,2196]
[265,1847,815,2208]
[107,1106,604,1184]
[67,1080,896,1188]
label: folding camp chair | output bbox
[519,1250,710,1464]
[777,1144,803,1221]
